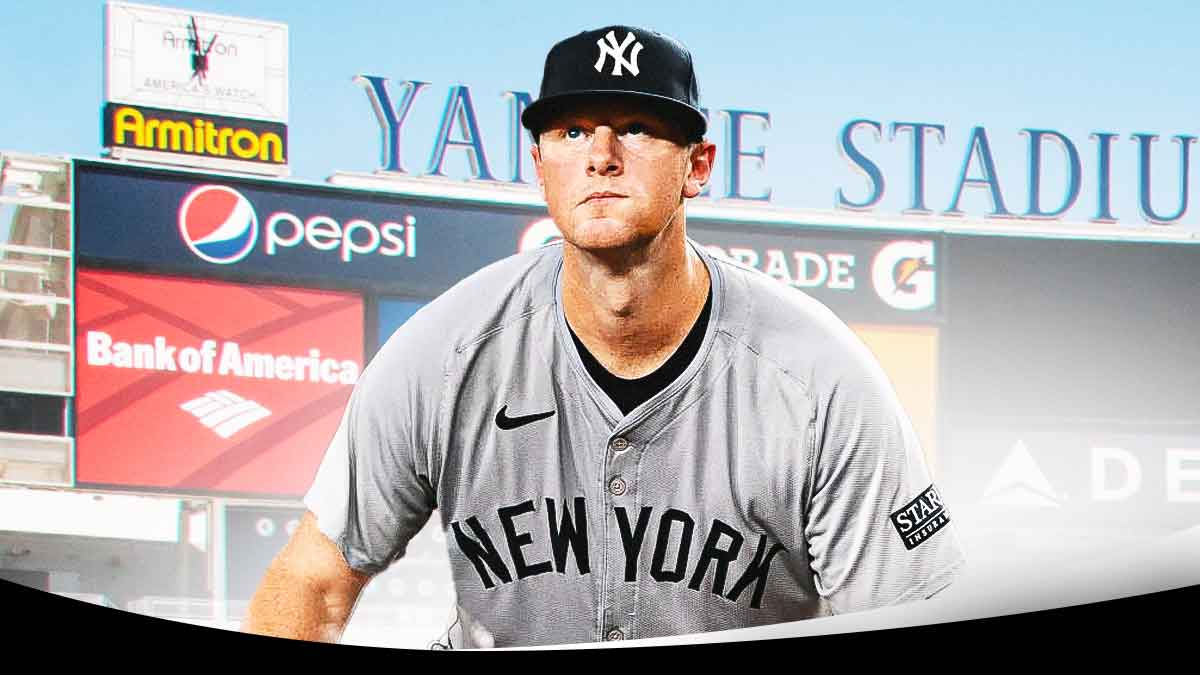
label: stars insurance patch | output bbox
[889,484,950,550]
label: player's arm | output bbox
[242,511,371,642]
[803,327,965,614]
[244,294,446,641]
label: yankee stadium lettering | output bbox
[450,498,786,609]
[838,119,1197,225]
[353,76,771,199]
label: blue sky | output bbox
[3,0,1200,229]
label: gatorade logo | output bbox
[872,240,936,311]
[178,185,258,265]
[177,184,417,265]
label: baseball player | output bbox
[243,24,965,648]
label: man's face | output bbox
[531,99,714,252]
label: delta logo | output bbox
[177,184,417,266]
[104,103,288,165]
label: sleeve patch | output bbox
[889,484,950,550]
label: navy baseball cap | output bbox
[521,25,707,142]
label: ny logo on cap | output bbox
[594,30,643,77]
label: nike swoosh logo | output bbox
[494,405,556,431]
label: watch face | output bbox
[187,16,217,83]
[106,2,289,121]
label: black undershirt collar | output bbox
[568,286,713,416]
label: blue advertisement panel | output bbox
[73,160,547,296]
[74,160,944,324]
[378,299,427,348]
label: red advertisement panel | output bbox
[75,269,363,497]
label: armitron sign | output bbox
[104,103,287,165]
[104,1,289,175]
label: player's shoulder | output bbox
[706,245,881,392]
[367,244,561,375]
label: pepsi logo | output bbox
[178,185,259,265]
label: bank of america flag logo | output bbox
[180,390,272,439]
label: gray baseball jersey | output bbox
[304,239,965,646]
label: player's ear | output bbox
[531,142,546,190]
[683,140,716,199]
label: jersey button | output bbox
[608,476,627,496]
[605,628,625,641]
[610,437,630,453]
